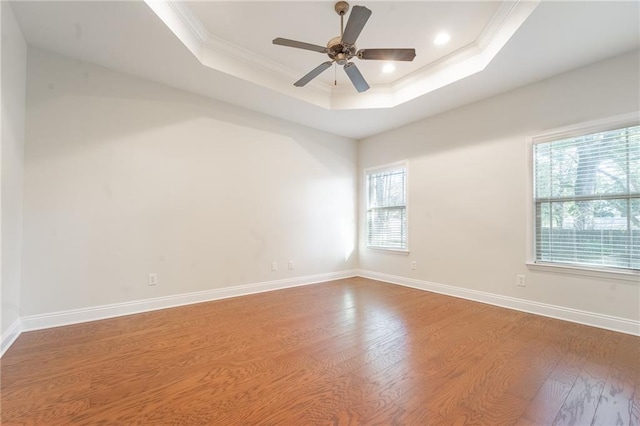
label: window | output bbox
[366,162,407,250]
[533,123,639,271]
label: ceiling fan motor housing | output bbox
[327,36,356,65]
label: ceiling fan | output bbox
[273,1,416,93]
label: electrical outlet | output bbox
[288,261,294,270]
[148,273,158,286]
[516,274,526,287]
[271,262,278,271]
[411,261,417,270]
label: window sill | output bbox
[366,246,410,255]
[526,262,640,283]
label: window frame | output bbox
[528,112,640,281]
[364,160,409,253]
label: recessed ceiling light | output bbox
[382,63,396,73]
[433,32,450,46]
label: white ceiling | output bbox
[184,1,501,86]
[9,1,640,139]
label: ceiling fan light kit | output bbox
[273,1,417,93]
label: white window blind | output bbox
[366,163,407,250]
[533,124,640,271]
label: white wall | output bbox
[21,48,357,316]
[12,38,640,330]
[1,2,27,335]
[359,50,640,322]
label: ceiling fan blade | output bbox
[273,38,327,53]
[343,62,370,93]
[357,48,417,62]
[294,61,333,87]
[342,5,372,46]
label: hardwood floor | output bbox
[1,277,638,425]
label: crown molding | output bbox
[165,0,208,46]
[144,0,539,110]
[164,0,334,93]
[478,0,522,50]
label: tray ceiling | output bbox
[147,1,539,109]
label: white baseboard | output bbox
[4,268,637,358]
[358,269,640,336]
[17,269,357,334]
[1,319,22,357]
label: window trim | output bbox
[526,261,640,282]
[528,112,640,280]
[364,160,409,253]
[531,113,640,146]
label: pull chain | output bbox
[334,63,337,86]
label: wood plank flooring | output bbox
[1,277,638,425]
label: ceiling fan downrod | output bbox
[335,1,350,39]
